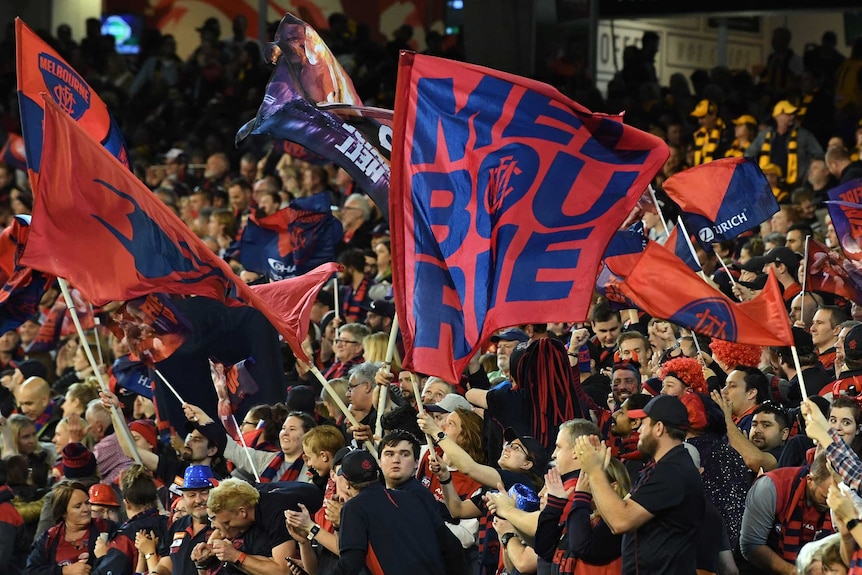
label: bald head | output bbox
[15,376,51,420]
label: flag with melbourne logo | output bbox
[619,241,793,346]
[825,179,862,262]
[235,12,392,218]
[16,17,128,176]
[662,157,778,250]
[390,52,668,382]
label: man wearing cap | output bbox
[487,327,529,385]
[690,99,733,165]
[725,114,758,158]
[762,246,803,309]
[811,305,848,373]
[203,477,322,575]
[360,299,395,336]
[325,450,459,575]
[832,324,862,395]
[17,316,42,354]
[739,452,833,573]
[746,100,824,188]
[770,327,833,401]
[575,394,705,574]
[140,465,216,575]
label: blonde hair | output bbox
[361,332,401,371]
[65,380,100,415]
[207,478,260,513]
[302,425,345,456]
[321,378,349,409]
[8,414,42,455]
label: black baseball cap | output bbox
[337,450,380,483]
[626,395,690,430]
[844,324,862,361]
[490,328,529,343]
[762,246,801,273]
[360,299,395,319]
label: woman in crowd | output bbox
[61,381,100,418]
[26,481,118,575]
[4,414,52,489]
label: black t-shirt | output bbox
[338,482,445,575]
[622,443,705,575]
[168,516,213,575]
[240,483,324,559]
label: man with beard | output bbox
[718,398,791,474]
[575,394,705,575]
[721,367,769,435]
[100,390,228,485]
[739,453,834,573]
[138,465,217,575]
[609,393,651,480]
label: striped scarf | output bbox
[33,401,56,438]
[342,276,371,323]
[849,547,862,574]
[759,128,800,185]
[259,452,306,483]
[766,465,833,561]
[692,119,728,165]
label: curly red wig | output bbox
[709,339,762,370]
[660,357,708,395]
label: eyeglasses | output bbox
[346,381,370,394]
[241,420,258,427]
[503,440,528,456]
[334,338,359,345]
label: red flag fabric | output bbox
[390,52,668,382]
[805,238,862,302]
[21,96,335,363]
[618,242,793,346]
[109,293,192,366]
[249,262,342,363]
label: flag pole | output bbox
[91,304,103,366]
[714,252,739,288]
[332,277,340,321]
[676,217,709,282]
[790,345,809,400]
[649,185,670,237]
[56,278,144,467]
[154,369,186,406]
[307,363,378,460]
[230,412,261,483]
[410,372,437,461]
[800,235,811,324]
[376,313,400,437]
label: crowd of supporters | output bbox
[0,9,861,575]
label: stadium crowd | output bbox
[0,9,862,575]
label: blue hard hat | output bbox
[180,465,218,490]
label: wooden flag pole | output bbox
[308,364,378,460]
[648,185,670,237]
[376,313,400,437]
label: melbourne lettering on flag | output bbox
[805,238,862,302]
[22,95,335,364]
[662,157,778,250]
[825,178,862,261]
[235,12,392,218]
[390,52,668,381]
[15,18,128,176]
[618,242,793,346]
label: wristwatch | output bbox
[432,431,446,445]
[307,524,321,541]
[500,532,517,547]
[848,518,862,531]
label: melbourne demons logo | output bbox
[675,297,738,340]
[37,53,91,119]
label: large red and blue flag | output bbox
[825,178,862,262]
[662,157,778,250]
[15,18,128,177]
[805,238,862,303]
[618,241,793,346]
[664,226,703,272]
[235,12,392,219]
[21,95,334,365]
[390,52,668,381]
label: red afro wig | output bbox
[660,357,708,395]
[679,392,709,432]
[709,339,762,370]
